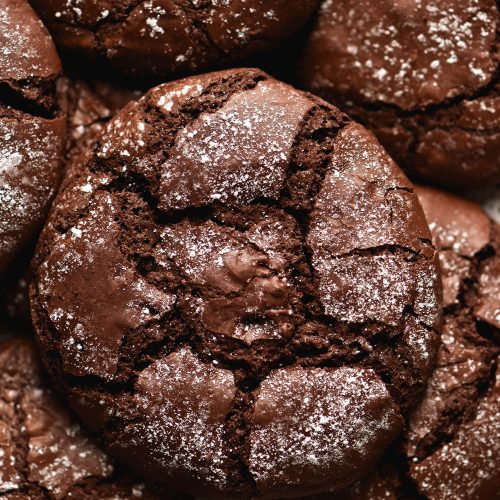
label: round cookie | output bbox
[30,68,442,498]
[0,0,66,275]
[29,0,319,81]
[332,186,500,500]
[297,0,500,189]
[0,335,167,499]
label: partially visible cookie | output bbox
[298,0,500,189]
[29,0,319,81]
[0,335,167,499]
[0,0,66,275]
[331,186,500,500]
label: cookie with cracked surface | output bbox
[0,0,66,276]
[297,0,500,190]
[0,334,170,499]
[329,186,500,500]
[30,68,442,498]
[29,0,319,81]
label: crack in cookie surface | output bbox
[29,0,319,81]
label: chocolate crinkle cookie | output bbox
[30,68,442,498]
[0,0,65,276]
[28,0,319,81]
[331,186,500,500]
[298,0,500,190]
[0,335,169,499]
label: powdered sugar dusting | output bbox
[314,253,414,325]
[0,0,60,79]
[154,82,204,113]
[35,0,316,78]
[155,220,291,340]
[157,221,271,293]
[159,80,314,210]
[23,386,113,498]
[201,0,289,49]
[122,348,236,490]
[250,367,402,489]
[0,421,21,493]
[156,219,289,288]
[414,263,441,328]
[305,0,497,109]
[96,100,148,161]
[0,151,22,174]
[39,192,175,380]
[308,124,439,328]
[474,256,500,328]
[411,367,500,499]
[403,319,435,368]
[0,339,117,497]
[309,123,423,256]
[31,69,443,496]
[400,187,500,497]
[0,117,63,270]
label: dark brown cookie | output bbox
[330,186,500,500]
[30,68,442,498]
[29,0,319,81]
[0,0,66,276]
[0,334,171,499]
[297,0,500,190]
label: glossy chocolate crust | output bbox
[0,335,167,499]
[29,0,319,80]
[30,68,442,498]
[298,0,500,189]
[332,186,500,500]
[0,0,65,276]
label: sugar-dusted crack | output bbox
[48,71,265,237]
[59,0,146,62]
[398,229,500,489]
[0,77,61,119]
[97,97,352,493]
[405,354,497,460]
[92,95,440,388]
[94,69,265,181]
[169,0,226,58]
[170,0,297,61]
[52,0,226,76]
[352,56,500,118]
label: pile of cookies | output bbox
[0,1,498,499]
